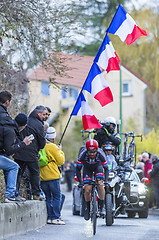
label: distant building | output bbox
[27,53,148,135]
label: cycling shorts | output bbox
[83,165,105,184]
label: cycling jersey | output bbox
[76,147,109,184]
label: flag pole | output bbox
[58,67,93,145]
[58,114,72,145]
[119,63,123,153]
[58,89,83,145]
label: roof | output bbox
[28,52,148,88]
[121,63,149,87]
[28,53,94,88]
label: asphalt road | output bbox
[8,190,159,240]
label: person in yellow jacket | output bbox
[40,127,65,225]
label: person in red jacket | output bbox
[142,152,154,207]
[142,152,152,179]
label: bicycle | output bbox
[120,132,133,160]
[127,132,142,163]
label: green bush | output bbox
[135,129,159,156]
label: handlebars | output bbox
[120,132,143,141]
[80,129,95,144]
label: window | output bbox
[62,87,67,99]
[122,80,132,96]
[74,89,78,100]
[61,87,78,100]
[41,82,50,96]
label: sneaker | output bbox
[47,219,52,224]
[5,196,23,203]
[33,195,44,201]
[52,219,65,225]
[16,195,26,201]
[84,207,90,221]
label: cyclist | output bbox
[102,143,118,171]
[76,139,109,221]
[94,117,121,154]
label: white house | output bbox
[27,53,148,136]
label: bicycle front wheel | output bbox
[91,190,97,235]
[105,193,113,226]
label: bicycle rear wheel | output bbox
[91,191,97,235]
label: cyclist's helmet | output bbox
[102,143,114,151]
[103,116,116,134]
[86,139,98,151]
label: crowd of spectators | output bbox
[0,90,66,225]
[135,151,159,209]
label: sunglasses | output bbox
[88,150,97,154]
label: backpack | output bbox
[39,149,48,167]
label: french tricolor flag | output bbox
[106,4,147,45]
[83,62,113,107]
[94,34,120,73]
[72,92,102,130]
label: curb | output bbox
[0,200,47,240]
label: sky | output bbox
[126,0,156,10]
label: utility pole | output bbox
[119,63,123,153]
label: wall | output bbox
[0,200,47,240]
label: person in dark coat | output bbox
[64,161,74,192]
[94,117,121,147]
[0,91,33,202]
[149,154,159,209]
[0,90,15,127]
[0,109,32,203]
[14,105,47,200]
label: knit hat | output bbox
[15,113,28,127]
[46,127,56,139]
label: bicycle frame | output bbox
[80,130,94,146]
[120,132,142,162]
[128,133,142,163]
[120,132,133,160]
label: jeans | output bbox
[41,179,61,220]
[0,155,19,198]
[60,193,65,211]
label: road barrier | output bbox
[0,200,47,240]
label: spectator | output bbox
[0,112,32,202]
[64,161,74,192]
[142,152,154,207]
[142,152,152,179]
[40,127,65,225]
[0,90,14,126]
[14,105,46,200]
[149,154,159,209]
[138,155,143,162]
[135,162,145,180]
[44,107,51,121]
[44,122,49,133]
